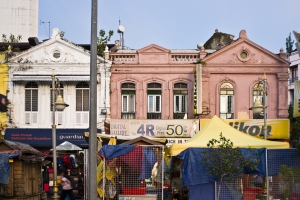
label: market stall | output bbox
[98,136,166,200]
[42,141,84,198]
[0,140,45,200]
[169,115,290,200]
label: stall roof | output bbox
[170,115,290,156]
[51,141,82,151]
[121,136,165,146]
[0,139,45,162]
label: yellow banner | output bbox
[200,119,289,139]
[294,80,300,118]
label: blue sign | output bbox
[5,128,101,148]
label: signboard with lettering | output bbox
[5,128,101,148]
[200,119,289,139]
[110,119,199,138]
[166,138,190,146]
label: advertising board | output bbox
[110,119,199,138]
[200,119,289,139]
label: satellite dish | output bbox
[118,25,125,33]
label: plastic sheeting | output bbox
[176,148,266,186]
[0,154,11,184]
[98,144,135,160]
[51,141,82,151]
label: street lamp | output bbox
[51,70,69,199]
[250,75,267,140]
[250,75,268,196]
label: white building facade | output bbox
[288,51,300,105]
[6,28,111,132]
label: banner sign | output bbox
[200,119,289,139]
[110,119,199,138]
[166,138,190,145]
[5,128,101,148]
[294,80,300,118]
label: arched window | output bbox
[174,83,188,119]
[252,82,266,119]
[121,83,136,119]
[25,82,38,124]
[147,83,161,119]
[219,82,234,119]
[76,82,89,125]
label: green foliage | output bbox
[201,133,259,200]
[286,32,294,56]
[97,29,114,57]
[288,105,300,148]
[279,165,300,199]
[0,33,22,52]
[60,31,65,38]
[195,59,206,66]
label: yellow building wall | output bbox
[0,53,8,134]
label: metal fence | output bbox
[98,147,300,200]
[218,148,300,200]
[101,145,164,200]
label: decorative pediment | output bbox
[9,36,94,65]
[203,33,289,65]
[137,44,170,64]
[137,44,170,53]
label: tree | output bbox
[286,32,294,56]
[201,133,259,200]
[0,34,22,64]
[97,29,114,57]
[288,104,300,148]
[1,33,22,51]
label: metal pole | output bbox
[51,70,59,199]
[262,76,268,199]
[89,0,98,199]
[263,76,267,140]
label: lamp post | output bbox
[250,75,268,197]
[51,70,69,199]
[251,76,267,140]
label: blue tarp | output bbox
[99,144,135,159]
[0,154,12,184]
[268,148,300,176]
[176,148,266,186]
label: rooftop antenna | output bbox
[118,19,125,49]
[40,20,51,39]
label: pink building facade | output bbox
[109,30,290,121]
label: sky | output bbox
[38,0,300,53]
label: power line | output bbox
[40,20,50,38]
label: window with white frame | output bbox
[253,82,266,119]
[219,82,234,119]
[147,83,161,119]
[121,83,136,119]
[25,82,38,125]
[50,83,64,125]
[76,82,89,125]
[174,83,188,119]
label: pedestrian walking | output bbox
[59,170,75,200]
